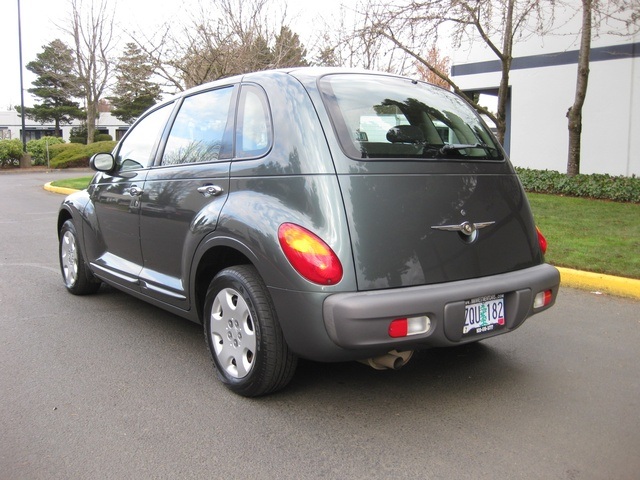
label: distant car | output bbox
[58,68,559,396]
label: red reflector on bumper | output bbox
[389,318,408,338]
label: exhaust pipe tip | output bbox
[358,350,414,370]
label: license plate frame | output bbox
[463,294,505,337]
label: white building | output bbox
[0,111,129,143]
[450,6,639,177]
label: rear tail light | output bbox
[278,223,343,285]
[389,316,431,338]
[536,226,548,255]
[533,289,553,309]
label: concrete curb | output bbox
[44,182,79,196]
[43,184,640,301]
[557,267,640,300]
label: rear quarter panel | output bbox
[222,71,357,292]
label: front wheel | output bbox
[203,265,297,397]
[59,219,101,295]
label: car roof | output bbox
[162,67,410,103]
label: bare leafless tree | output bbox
[64,0,115,144]
[311,3,413,73]
[566,0,592,177]
[566,0,639,176]
[414,46,450,89]
[131,0,306,92]
[364,0,557,144]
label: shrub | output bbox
[48,143,82,160]
[94,133,113,142]
[0,139,24,167]
[49,144,85,168]
[83,141,117,157]
[69,127,113,144]
[26,136,66,165]
[69,126,87,144]
[516,167,640,203]
[50,141,117,169]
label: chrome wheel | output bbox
[61,230,79,288]
[209,287,257,378]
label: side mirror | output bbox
[90,152,115,172]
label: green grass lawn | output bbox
[51,176,93,190]
[528,193,640,279]
[49,178,639,279]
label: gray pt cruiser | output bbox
[58,68,560,396]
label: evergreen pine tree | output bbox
[109,43,162,124]
[272,27,309,68]
[20,39,84,137]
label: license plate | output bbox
[463,294,505,336]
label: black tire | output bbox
[203,265,297,397]
[59,219,101,295]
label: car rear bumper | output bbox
[323,263,560,351]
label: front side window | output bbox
[161,87,234,166]
[319,74,503,161]
[116,103,173,170]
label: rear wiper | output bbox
[438,143,500,156]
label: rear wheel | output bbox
[59,220,101,295]
[203,265,297,397]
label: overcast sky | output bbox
[0,0,348,110]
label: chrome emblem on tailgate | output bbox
[431,221,495,242]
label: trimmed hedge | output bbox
[94,133,113,142]
[50,141,117,168]
[516,167,640,203]
[48,143,82,160]
[68,127,113,144]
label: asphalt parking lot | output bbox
[1,169,639,479]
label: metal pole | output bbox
[17,0,27,154]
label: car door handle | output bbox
[128,186,143,197]
[197,185,224,198]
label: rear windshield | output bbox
[319,74,503,161]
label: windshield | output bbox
[319,74,503,161]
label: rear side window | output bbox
[319,74,503,161]
[161,87,234,165]
[235,84,272,159]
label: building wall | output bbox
[450,5,639,176]
[0,111,129,142]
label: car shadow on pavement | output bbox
[71,283,529,403]
[284,341,527,402]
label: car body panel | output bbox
[85,169,148,288]
[139,162,231,308]
[338,172,541,290]
[218,174,357,292]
